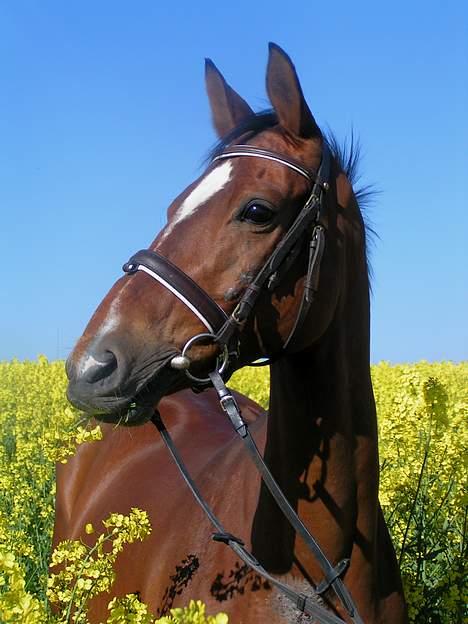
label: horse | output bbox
[58,43,408,623]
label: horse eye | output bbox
[242,201,275,225]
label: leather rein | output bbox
[122,144,364,623]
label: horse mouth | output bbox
[67,355,185,426]
[67,341,225,426]
[94,400,159,427]
[97,370,185,425]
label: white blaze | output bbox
[161,160,233,239]
[77,285,128,373]
[95,282,134,339]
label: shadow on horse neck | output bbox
[256,204,367,534]
[252,157,378,574]
[245,148,405,620]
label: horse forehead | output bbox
[162,160,233,239]
[251,128,322,170]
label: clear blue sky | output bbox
[1,1,467,363]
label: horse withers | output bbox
[58,43,408,623]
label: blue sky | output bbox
[1,1,467,363]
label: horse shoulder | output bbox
[53,388,268,617]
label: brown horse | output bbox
[58,44,408,623]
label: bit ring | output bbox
[180,333,229,384]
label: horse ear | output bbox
[205,58,254,138]
[266,43,320,138]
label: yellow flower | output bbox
[0,357,466,622]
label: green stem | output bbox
[398,443,429,569]
[64,532,115,623]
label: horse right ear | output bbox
[205,58,254,138]
[266,43,320,138]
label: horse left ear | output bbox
[205,58,254,138]
[266,43,321,138]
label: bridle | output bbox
[123,143,330,379]
[122,143,364,623]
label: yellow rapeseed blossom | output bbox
[107,597,228,624]
[0,356,103,611]
[155,600,228,624]
[0,550,46,623]
[0,357,466,622]
[48,508,152,622]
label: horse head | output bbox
[66,43,356,425]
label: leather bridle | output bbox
[121,143,364,623]
[123,143,330,378]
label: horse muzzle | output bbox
[65,339,180,424]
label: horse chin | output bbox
[93,402,156,427]
[69,360,186,427]
[103,369,188,426]
[100,357,223,426]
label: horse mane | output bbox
[206,109,376,280]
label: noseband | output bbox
[123,142,330,379]
[121,144,364,623]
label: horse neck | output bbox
[251,214,379,577]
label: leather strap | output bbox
[209,371,362,623]
[152,410,348,624]
[212,144,329,189]
[214,143,331,351]
[283,224,326,350]
[123,250,228,334]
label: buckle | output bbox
[178,333,229,385]
[316,558,350,595]
[219,394,247,438]
[212,532,245,546]
[219,394,240,414]
[295,594,307,613]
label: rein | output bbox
[153,401,351,624]
[122,144,364,623]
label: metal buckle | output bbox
[180,333,229,384]
[232,303,244,323]
[218,391,247,438]
[219,394,240,414]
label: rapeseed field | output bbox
[0,358,466,623]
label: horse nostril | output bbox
[81,351,118,384]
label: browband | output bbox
[212,145,330,191]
